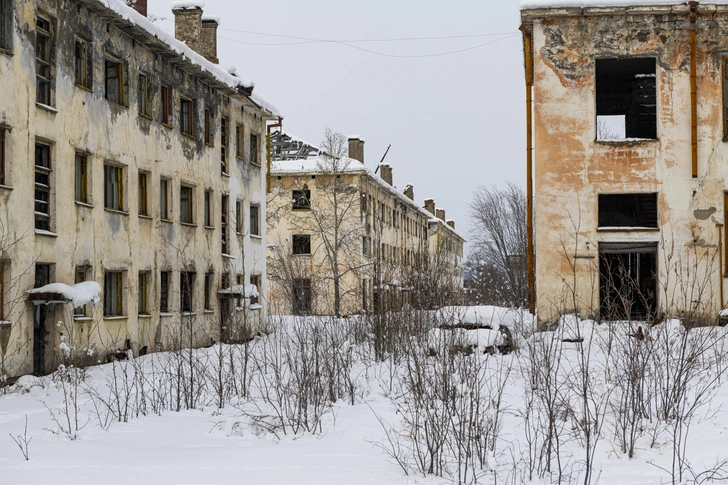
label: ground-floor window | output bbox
[292,278,311,315]
[599,242,657,320]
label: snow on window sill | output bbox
[103,315,128,321]
[75,201,94,209]
[250,304,262,310]
[222,253,235,259]
[35,229,58,237]
[251,234,262,240]
[0,184,13,191]
[160,312,173,317]
[104,208,129,216]
[182,312,197,316]
[0,320,11,326]
[73,316,93,322]
[36,102,58,114]
[138,314,153,319]
[595,138,658,145]
[139,214,153,220]
[597,226,659,232]
[204,309,214,314]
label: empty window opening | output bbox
[221,194,229,253]
[292,188,311,210]
[598,193,658,229]
[292,234,311,255]
[35,142,51,231]
[599,242,657,320]
[36,16,53,105]
[596,58,656,140]
[292,278,312,315]
[250,275,261,306]
[105,57,125,105]
[180,271,195,313]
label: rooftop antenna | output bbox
[374,144,392,173]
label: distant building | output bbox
[0,0,277,377]
[266,132,464,315]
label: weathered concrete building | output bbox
[266,132,464,316]
[0,0,278,378]
[520,1,728,321]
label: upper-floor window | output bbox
[75,152,89,204]
[180,185,194,224]
[138,271,149,315]
[292,234,311,255]
[180,271,195,313]
[104,271,124,317]
[160,177,170,220]
[220,117,228,173]
[104,163,124,211]
[204,108,213,146]
[74,38,92,90]
[138,172,149,216]
[160,271,170,313]
[0,128,5,186]
[221,194,229,253]
[250,204,260,236]
[236,124,244,159]
[180,97,194,136]
[36,16,53,105]
[598,193,658,229]
[292,188,311,210]
[105,56,127,105]
[161,85,171,125]
[249,133,259,166]
[0,0,12,51]
[204,272,213,311]
[74,266,89,317]
[204,189,212,227]
[35,142,51,231]
[596,58,656,140]
[138,73,151,118]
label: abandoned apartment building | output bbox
[0,0,278,378]
[266,132,464,316]
[520,1,728,321]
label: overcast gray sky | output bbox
[148,0,526,251]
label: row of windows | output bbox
[26,140,261,238]
[20,10,262,174]
[22,264,261,318]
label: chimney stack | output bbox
[447,220,455,229]
[125,0,147,17]
[200,15,220,64]
[379,164,393,186]
[404,184,414,200]
[424,199,435,215]
[173,2,204,55]
[348,136,364,163]
[436,208,446,221]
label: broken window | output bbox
[104,163,124,211]
[292,234,311,255]
[74,266,88,317]
[35,142,51,231]
[250,275,260,305]
[138,73,151,117]
[180,97,194,136]
[105,57,126,105]
[221,194,229,253]
[598,193,658,228]
[75,152,88,204]
[0,0,11,51]
[36,16,53,105]
[599,242,657,320]
[220,117,228,173]
[292,188,311,210]
[180,271,195,313]
[596,58,656,140]
[74,38,92,90]
[250,204,260,236]
[292,278,312,315]
[104,271,124,317]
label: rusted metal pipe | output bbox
[690,1,699,178]
[266,117,283,194]
[520,24,536,315]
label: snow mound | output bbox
[27,281,101,308]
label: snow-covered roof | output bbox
[27,282,101,308]
[171,0,205,10]
[93,0,279,116]
[520,0,728,9]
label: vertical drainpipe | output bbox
[718,223,724,308]
[690,1,699,178]
[520,24,536,315]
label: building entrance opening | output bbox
[599,242,657,320]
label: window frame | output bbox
[160,84,172,126]
[220,116,228,173]
[0,260,6,320]
[292,189,311,210]
[236,124,244,159]
[249,204,260,237]
[35,142,52,231]
[160,271,170,313]
[74,37,92,91]
[138,72,152,118]
[138,171,149,216]
[249,133,260,166]
[221,194,229,253]
[249,274,261,306]
[180,271,195,313]
[204,108,213,146]
[597,192,659,230]
[204,272,213,311]
[235,199,243,234]
[292,234,311,255]
[160,177,170,220]
[74,152,89,204]
[0,0,12,52]
[104,56,126,106]
[36,15,53,106]
[0,127,5,186]
[180,184,194,224]
[180,96,194,137]
[103,271,124,317]
[138,271,149,315]
[103,163,125,212]
[204,189,213,227]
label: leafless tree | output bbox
[468,183,528,307]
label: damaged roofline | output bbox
[519,3,728,19]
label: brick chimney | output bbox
[379,164,393,186]
[424,199,435,215]
[447,220,455,229]
[436,208,446,221]
[200,15,220,64]
[173,3,204,55]
[404,184,414,200]
[348,136,364,163]
[125,0,147,17]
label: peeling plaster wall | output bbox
[525,5,728,320]
[0,0,269,377]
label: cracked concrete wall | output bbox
[524,5,728,320]
[0,0,269,377]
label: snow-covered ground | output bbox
[1,312,728,485]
